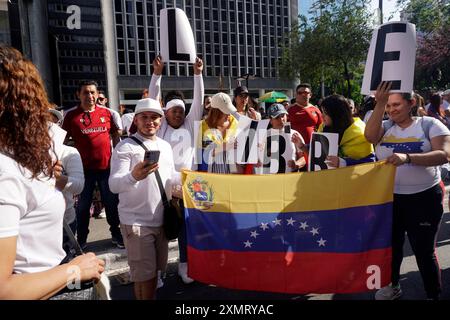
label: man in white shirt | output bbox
[149,55,204,284]
[109,98,178,300]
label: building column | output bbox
[100,0,120,112]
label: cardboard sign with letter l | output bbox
[361,22,416,95]
[160,8,196,63]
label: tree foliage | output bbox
[278,0,373,101]
[397,0,450,90]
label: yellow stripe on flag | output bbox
[182,161,396,213]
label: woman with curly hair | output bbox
[0,45,104,299]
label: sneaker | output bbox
[178,262,194,284]
[111,237,125,249]
[157,270,164,289]
[375,284,402,300]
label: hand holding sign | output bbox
[374,81,392,107]
[193,57,204,75]
[153,55,164,75]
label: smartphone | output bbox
[284,123,291,134]
[144,150,160,166]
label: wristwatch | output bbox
[405,153,411,164]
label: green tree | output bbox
[278,0,373,100]
[397,0,450,90]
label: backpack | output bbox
[382,116,435,142]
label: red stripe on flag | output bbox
[187,246,392,294]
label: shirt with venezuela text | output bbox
[62,105,120,170]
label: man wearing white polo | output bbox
[109,98,178,300]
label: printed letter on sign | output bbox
[361,22,416,95]
[160,8,196,63]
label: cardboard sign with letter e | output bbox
[160,8,196,63]
[308,132,339,172]
[361,22,416,95]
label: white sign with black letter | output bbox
[160,8,196,63]
[361,21,416,95]
[236,116,270,164]
[255,126,295,174]
[308,132,339,172]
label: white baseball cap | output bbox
[48,108,63,122]
[443,89,450,96]
[210,92,237,115]
[165,99,185,112]
[135,98,163,116]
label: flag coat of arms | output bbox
[182,162,395,294]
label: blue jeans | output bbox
[76,169,121,244]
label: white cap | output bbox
[135,98,164,116]
[165,99,185,112]
[48,108,63,122]
[443,89,450,96]
[210,92,237,115]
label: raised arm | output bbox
[149,55,164,101]
[185,57,205,124]
[364,82,391,144]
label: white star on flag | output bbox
[244,240,253,248]
[286,217,296,226]
[299,222,308,230]
[260,222,269,231]
[317,238,327,247]
[310,227,319,236]
[272,218,282,226]
[250,230,259,238]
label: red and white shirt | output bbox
[288,104,323,145]
[62,105,121,170]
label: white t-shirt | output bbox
[0,153,66,274]
[375,117,450,194]
[109,133,179,227]
[149,74,204,172]
[60,145,84,224]
[121,112,135,136]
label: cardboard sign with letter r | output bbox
[160,8,196,63]
[308,132,339,172]
[361,22,416,95]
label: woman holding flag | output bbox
[365,81,450,300]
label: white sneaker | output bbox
[178,262,194,284]
[156,270,164,289]
[375,284,402,300]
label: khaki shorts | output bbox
[120,224,168,282]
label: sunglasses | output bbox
[297,91,311,95]
[239,93,249,98]
[97,97,106,101]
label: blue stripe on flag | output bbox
[185,203,392,253]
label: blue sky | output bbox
[298,0,402,21]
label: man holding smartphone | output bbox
[109,98,178,300]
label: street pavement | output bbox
[86,189,450,300]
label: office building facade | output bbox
[107,0,299,107]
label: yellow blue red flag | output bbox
[182,162,396,294]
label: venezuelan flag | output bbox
[182,162,395,294]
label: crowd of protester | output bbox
[1,45,450,300]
